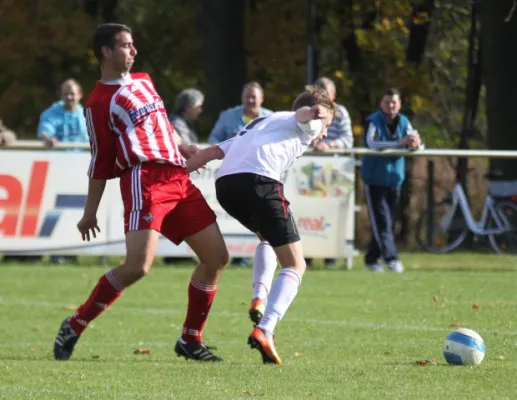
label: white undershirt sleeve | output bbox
[365,122,401,149]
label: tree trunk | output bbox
[481,0,517,191]
[196,0,246,127]
[305,0,324,84]
[397,0,435,245]
[406,0,435,63]
[455,2,482,248]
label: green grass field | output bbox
[1,253,517,400]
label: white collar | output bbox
[101,74,132,85]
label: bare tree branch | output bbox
[505,0,516,22]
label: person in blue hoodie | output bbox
[38,79,89,149]
[360,88,421,273]
[37,79,89,264]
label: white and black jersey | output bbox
[214,112,322,247]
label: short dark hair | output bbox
[292,86,337,119]
[384,88,401,97]
[242,81,264,94]
[92,23,132,63]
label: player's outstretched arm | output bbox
[186,146,225,173]
[77,178,106,241]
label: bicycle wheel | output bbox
[415,200,468,253]
[488,201,517,254]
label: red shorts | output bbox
[119,162,216,244]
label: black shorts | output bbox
[215,173,300,247]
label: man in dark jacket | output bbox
[360,88,421,273]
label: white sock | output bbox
[257,268,301,334]
[252,241,278,303]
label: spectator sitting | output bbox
[38,79,88,149]
[0,119,16,146]
[37,79,88,264]
[313,77,353,151]
[306,76,354,269]
[169,88,204,145]
[208,81,273,144]
[163,90,205,266]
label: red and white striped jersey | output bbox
[84,72,186,180]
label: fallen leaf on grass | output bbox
[243,391,256,396]
[497,355,505,360]
[64,304,78,311]
[416,359,438,366]
[432,296,438,302]
[294,352,301,356]
[29,348,36,352]
[450,323,465,327]
[472,304,481,310]
[133,349,150,355]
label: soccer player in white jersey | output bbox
[52,23,230,362]
[186,88,336,364]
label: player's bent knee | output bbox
[121,257,153,281]
[185,223,230,269]
[123,229,159,281]
[274,240,306,276]
[207,247,230,270]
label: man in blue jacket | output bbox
[208,81,272,266]
[38,79,89,148]
[360,88,421,273]
[208,81,272,143]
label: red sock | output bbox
[68,270,124,335]
[181,280,217,343]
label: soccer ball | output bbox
[443,328,486,366]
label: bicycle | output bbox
[415,175,517,254]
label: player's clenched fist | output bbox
[310,104,329,120]
[77,215,101,241]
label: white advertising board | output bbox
[0,151,356,260]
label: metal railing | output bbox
[5,140,517,159]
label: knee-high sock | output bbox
[252,241,278,303]
[257,268,301,334]
[181,280,217,343]
[68,269,124,335]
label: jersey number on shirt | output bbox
[238,116,267,136]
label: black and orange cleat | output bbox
[248,298,265,326]
[247,327,281,365]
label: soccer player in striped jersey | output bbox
[185,87,336,364]
[53,23,229,362]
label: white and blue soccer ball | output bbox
[443,328,486,366]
